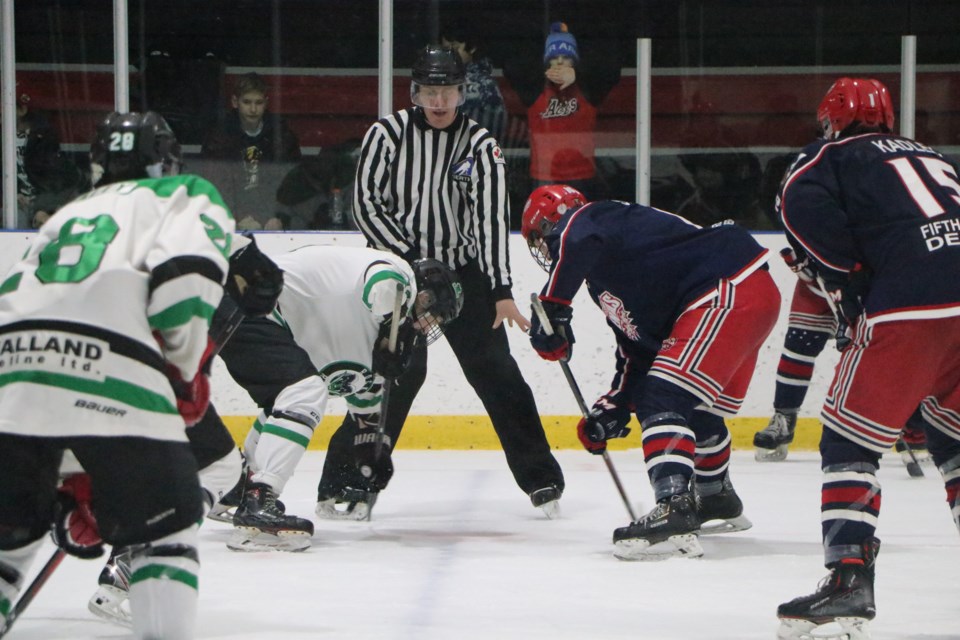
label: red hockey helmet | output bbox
[521,184,587,270]
[817,77,895,140]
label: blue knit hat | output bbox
[543,22,579,65]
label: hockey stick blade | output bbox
[530,294,638,522]
[1,548,66,638]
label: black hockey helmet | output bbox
[411,258,464,345]
[412,45,466,86]
[90,111,182,186]
[410,45,466,110]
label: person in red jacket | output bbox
[503,22,620,202]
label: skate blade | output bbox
[777,616,872,640]
[227,528,312,552]
[315,499,371,521]
[538,499,561,520]
[206,504,237,523]
[755,444,789,462]
[613,533,704,561]
[87,584,133,627]
[698,514,753,535]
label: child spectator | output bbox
[201,72,301,230]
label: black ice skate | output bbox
[207,468,247,523]
[694,477,752,535]
[612,493,703,561]
[87,548,133,627]
[315,486,377,521]
[776,538,879,640]
[529,485,562,519]
[754,410,798,462]
[229,483,314,552]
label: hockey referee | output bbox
[316,44,565,517]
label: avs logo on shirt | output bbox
[452,157,475,183]
[597,291,640,342]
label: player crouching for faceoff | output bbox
[208,250,463,551]
[0,111,235,640]
[774,79,960,640]
[521,185,780,561]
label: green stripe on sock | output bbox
[261,422,311,448]
[130,564,198,591]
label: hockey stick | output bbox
[530,294,638,522]
[895,435,925,478]
[366,282,405,520]
[0,548,66,638]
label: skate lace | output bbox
[765,413,790,437]
[637,500,670,525]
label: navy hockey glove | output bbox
[821,279,864,352]
[352,415,394,491]
[52,474,104,559]
[225,234,284,317]
[529,301,575,362]
[780,247,815,284]
[577,395,632,455]
[372,317,421,380]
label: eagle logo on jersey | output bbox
[597,291,639,342]
[318,361,374,397]
[452,157,475,184]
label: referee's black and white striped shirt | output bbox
[353,107,514,299]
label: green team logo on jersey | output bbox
[199,213,231,259]
[317,361,373,398]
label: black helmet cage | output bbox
[411,258,464,345]
[90,111,182,185]
[526,218,557,272]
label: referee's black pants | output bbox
[320,260,565,498]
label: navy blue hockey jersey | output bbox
[780,133,960,319]
[541,200,768,352]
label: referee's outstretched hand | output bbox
[494,299,531,332]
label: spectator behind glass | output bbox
[502,21,620,202]
[675,93,765,229]
[1,87,86,229]
[201,72,301,230]
[440,28,507,142]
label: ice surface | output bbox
[8,450,959,640]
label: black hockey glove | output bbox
[529,300,575,362]
[352,415,394,491]
[225,234,284,317]
[577,395,632,455]
[51,474,104,559]
[372,316,421,380]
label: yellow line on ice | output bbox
[221,415,823,451]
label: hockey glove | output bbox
[352,416,394,491]
[372,316,421,380]
[164,337,214,426]
[821,279,864,352]
[52,474,104,559]
[225,234,284,317]
[779,247,815,284]
[529,300,575,362]
[577,395,632,455]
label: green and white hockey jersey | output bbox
[0,175,234,441]
[269,245,416,417]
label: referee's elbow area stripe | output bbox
[220,416,825,451]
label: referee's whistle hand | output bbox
[494,299,531,332]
